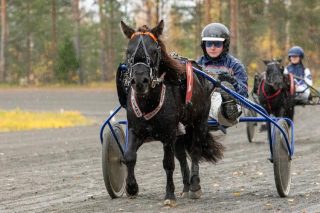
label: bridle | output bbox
[126,32,163,88]
[265,61,283,86]
[259,61,284,112]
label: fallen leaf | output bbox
[256,171,263,176]
[233,192,241,196]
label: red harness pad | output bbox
[186,62,194,104]
[288,73,295,95]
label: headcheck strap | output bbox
[186,61,194,104]
[130,32,158,43]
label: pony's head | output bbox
[263,59,284,90]
[121,20,164,96]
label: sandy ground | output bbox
[0,89,320,213]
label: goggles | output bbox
[205,40,223,48]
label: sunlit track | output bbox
[0,89,319,212]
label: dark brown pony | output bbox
[119,20,224,206]
[257,60,295,120]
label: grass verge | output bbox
[0,109,92,132]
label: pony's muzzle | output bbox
[132,76,150,95]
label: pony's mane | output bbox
[136,26,185,81]
[137,25,149,32]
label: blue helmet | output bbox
[288,46,304,59]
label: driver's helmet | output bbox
[288,46,304,59]
[201,23,230,54]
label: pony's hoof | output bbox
[164,199,177,207]
[179,191,189,198]
[126,192,138,199]
[189,189,202,199]
[125,185,139,198]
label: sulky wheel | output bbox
[272,119,292,197]
[246,109,257,143]
[309,86,320,105]
[102,123,127,198]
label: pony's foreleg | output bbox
[124,129,140,198]
[175,135,190,198]
[163,139,176,206]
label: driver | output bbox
[197,23,248,127]
[284,46,312,104]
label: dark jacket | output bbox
[197,54,248,97]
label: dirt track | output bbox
[1,89,320,212]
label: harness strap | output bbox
[130,84,166,120]
[186,62,194,104]
[288,73,295,95]
[261,79,282,112]
[130,32,158,42]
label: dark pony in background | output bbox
[117,20,224,206]
[255,59,295,120]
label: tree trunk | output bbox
[230,0,238,56]
[194,0,202,58]
[204,0,221,24]
[51,0,57,81]
[204,0,211,24]
[51,0,57,56]
[145,0,153,26]
[268,0,274,59]
[0,0,7,82]
[155,0,159,24]
[99,0,108,81]
[72,0,83,84]
[285,0,291,50]
[105,0,115,81]
[26,2,32,84]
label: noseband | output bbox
[127,32,163,88]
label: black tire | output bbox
[272,119,292,197]
[102,123,127,198]
[246,109,257,143]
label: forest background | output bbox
[0,0,319,86]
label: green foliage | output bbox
[2,0,320,84]
[55,37,79,83]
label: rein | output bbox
[258,79,282,112]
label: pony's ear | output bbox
[263,60,270,65]
[276,59,282,64]
[120,21,135,39]
[151,20,164,38]
[280,64,285,71]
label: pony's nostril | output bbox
[136,83,143,90]
[131,79,136,84]
[143,78,149,84]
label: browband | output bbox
[130,32,158,42]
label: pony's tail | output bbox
[179,131,224,163]
[200,131,224,163]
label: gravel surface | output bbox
[0,89,320,212]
